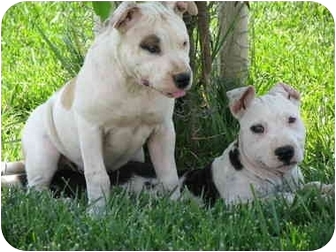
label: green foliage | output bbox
[1,1,334,250]
[92,1,112,22]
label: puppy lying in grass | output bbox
[2,83,333,205]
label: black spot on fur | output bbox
[181,162,220,206]
[48,161,157,198]
[24,160,222,206]
[109,161,157,185]
[229,147,244,170]
[50,169,87,198]
[18,174,28,187]
[144,181,156,189]
[139,34,161,54]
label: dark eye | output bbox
[141,44,161,54]
[182,41,188,47]
[250,124,265,134]
[288,116,296,124]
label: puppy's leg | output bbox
[23,106,60,190]
[1,174,27,187]
[76,114,110,214]
[25,146,59,190]
[303,181,334,195]
[147,121,180,199]
[1,161,26,188]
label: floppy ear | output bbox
[109,1,142,33]
[226,86,256,119]
[268,83,301,106]
[161,1,198,17]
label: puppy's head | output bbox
[103,1,198,98]
[227,83,306,173]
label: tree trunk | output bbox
[219,2,249,84]
[196,1,211,87]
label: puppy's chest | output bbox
[102,107,166,155]
[104,122,154,141]
[101,95,172,127]
[105,111,165,127]
[103,111,159,145]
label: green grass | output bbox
[1,1,334,250]
[1,187,334,250]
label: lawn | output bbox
[1,1,335,250]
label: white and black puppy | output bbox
[2,83,333,205]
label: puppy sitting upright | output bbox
[19,1,197,213]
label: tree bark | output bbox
[196,1,212,87]
[219,2,249,84]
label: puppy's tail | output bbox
[1,161,25,175]
[1,161,27,187]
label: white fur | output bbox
[212,83,306,204]
[1,174,24,187]
[21,1,197,213]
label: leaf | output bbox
[92,1,111,22]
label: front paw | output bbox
[169,186,181,200]
[87,198,107,217]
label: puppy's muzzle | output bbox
[274,145,295,165]
[173,72,191,89]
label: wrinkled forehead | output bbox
[242,94,300,124]
[138,2,182,21]
[136,3,188,39]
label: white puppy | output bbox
[17,1,198,213]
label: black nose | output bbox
[274,145,294,164]
[173,72,191,89]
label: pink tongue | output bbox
[171,90,186,98]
